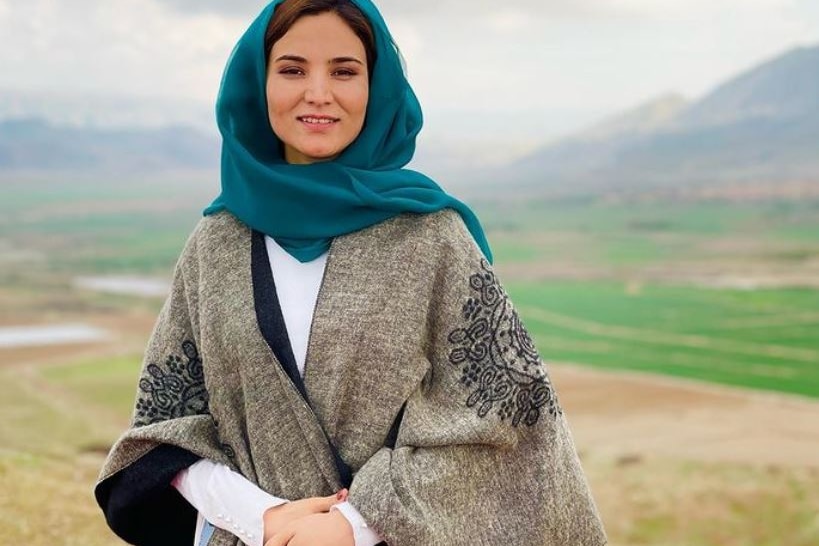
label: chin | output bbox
[286,140,348,164]
[304,148,342,162]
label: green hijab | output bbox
[204,0,492,263]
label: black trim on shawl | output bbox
[251,229,309,401]
[251,230,354,489]
[95,444,201,546]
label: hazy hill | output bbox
[0,118,219,172]
[676,46,819,127]
[0,88,213,130]
[581,94,690,141]
[2,45,818,190]
[506,44,819,197]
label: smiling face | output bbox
[266,11,370,165]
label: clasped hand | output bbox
[263,490,355,546]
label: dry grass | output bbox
[0,453,121,546]
[586,455,819,546]
[0,308,819,546]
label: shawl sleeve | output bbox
[346,212,607,546]
[94,223,236,546]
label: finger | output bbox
[308,491,346,513]
[265,528,296,546]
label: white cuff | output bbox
[173,459,287,546]
[331,501,384,546]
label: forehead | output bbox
[271,11,366,58]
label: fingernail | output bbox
[336,488,348,500]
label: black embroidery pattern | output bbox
[212,417,237,459]
[448,260,561,426]
[134,340,209,427]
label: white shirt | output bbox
[172,236,383,546]
[265,234,327,374]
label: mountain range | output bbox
[0,118,219,172]
[504,45,819,197]
[1,44,818,198]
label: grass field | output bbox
[508,281,819,398]
[2,173,819,545]
[2,174,818,396]
[0,173,212,276]
[482,199,819,272]
[3,344,818,546]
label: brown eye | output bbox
[279,67,304,76]
[333,68,357,78]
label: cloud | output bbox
[1,0,816,159]
[154,0,265,16]
[0,0,245,103]
[377,0,798,23]
[480,10,534,34]
[152,0,566,19]
[142,0,802,26]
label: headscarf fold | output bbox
[204,0,492,263]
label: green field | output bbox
[481,198,819,267]
[510,282,819,397]
[3,173,819,546]
[3,174,819,397]
[0,173,212,276]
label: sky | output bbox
[1,0,818,164]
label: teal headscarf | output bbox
[204,0,492,263]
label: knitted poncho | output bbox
[96,210,607,546]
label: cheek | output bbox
[266,84,295,121]
[346,85,369,122]
[358,84,370,114]
[266,88,279,124]
[267,100,295,146]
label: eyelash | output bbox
[278,67,358,78]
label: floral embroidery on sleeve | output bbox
[448,259,561,426]
[134,340,209,426]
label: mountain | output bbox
[3,44,818,186]
[0,88,213,131]
[504,44,819,197]
[0,118,220,172]
[580,94,689,141]
[676,46,819,127]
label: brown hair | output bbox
[264,0,377,75]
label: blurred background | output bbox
[1,0,818,544]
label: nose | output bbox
[304,74,332,105]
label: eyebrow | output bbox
[273,54,364,66]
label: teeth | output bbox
[301,117,335,124]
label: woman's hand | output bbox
[264,510,354,546]
[263,490,348,542]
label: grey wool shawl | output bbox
[96,209,607,546]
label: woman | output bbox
[95,1,607,545]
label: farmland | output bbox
[2,172,819,545]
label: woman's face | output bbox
[266,11,370,165]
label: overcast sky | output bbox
[1,0,818,161]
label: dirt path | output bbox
[552,363,819,468]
